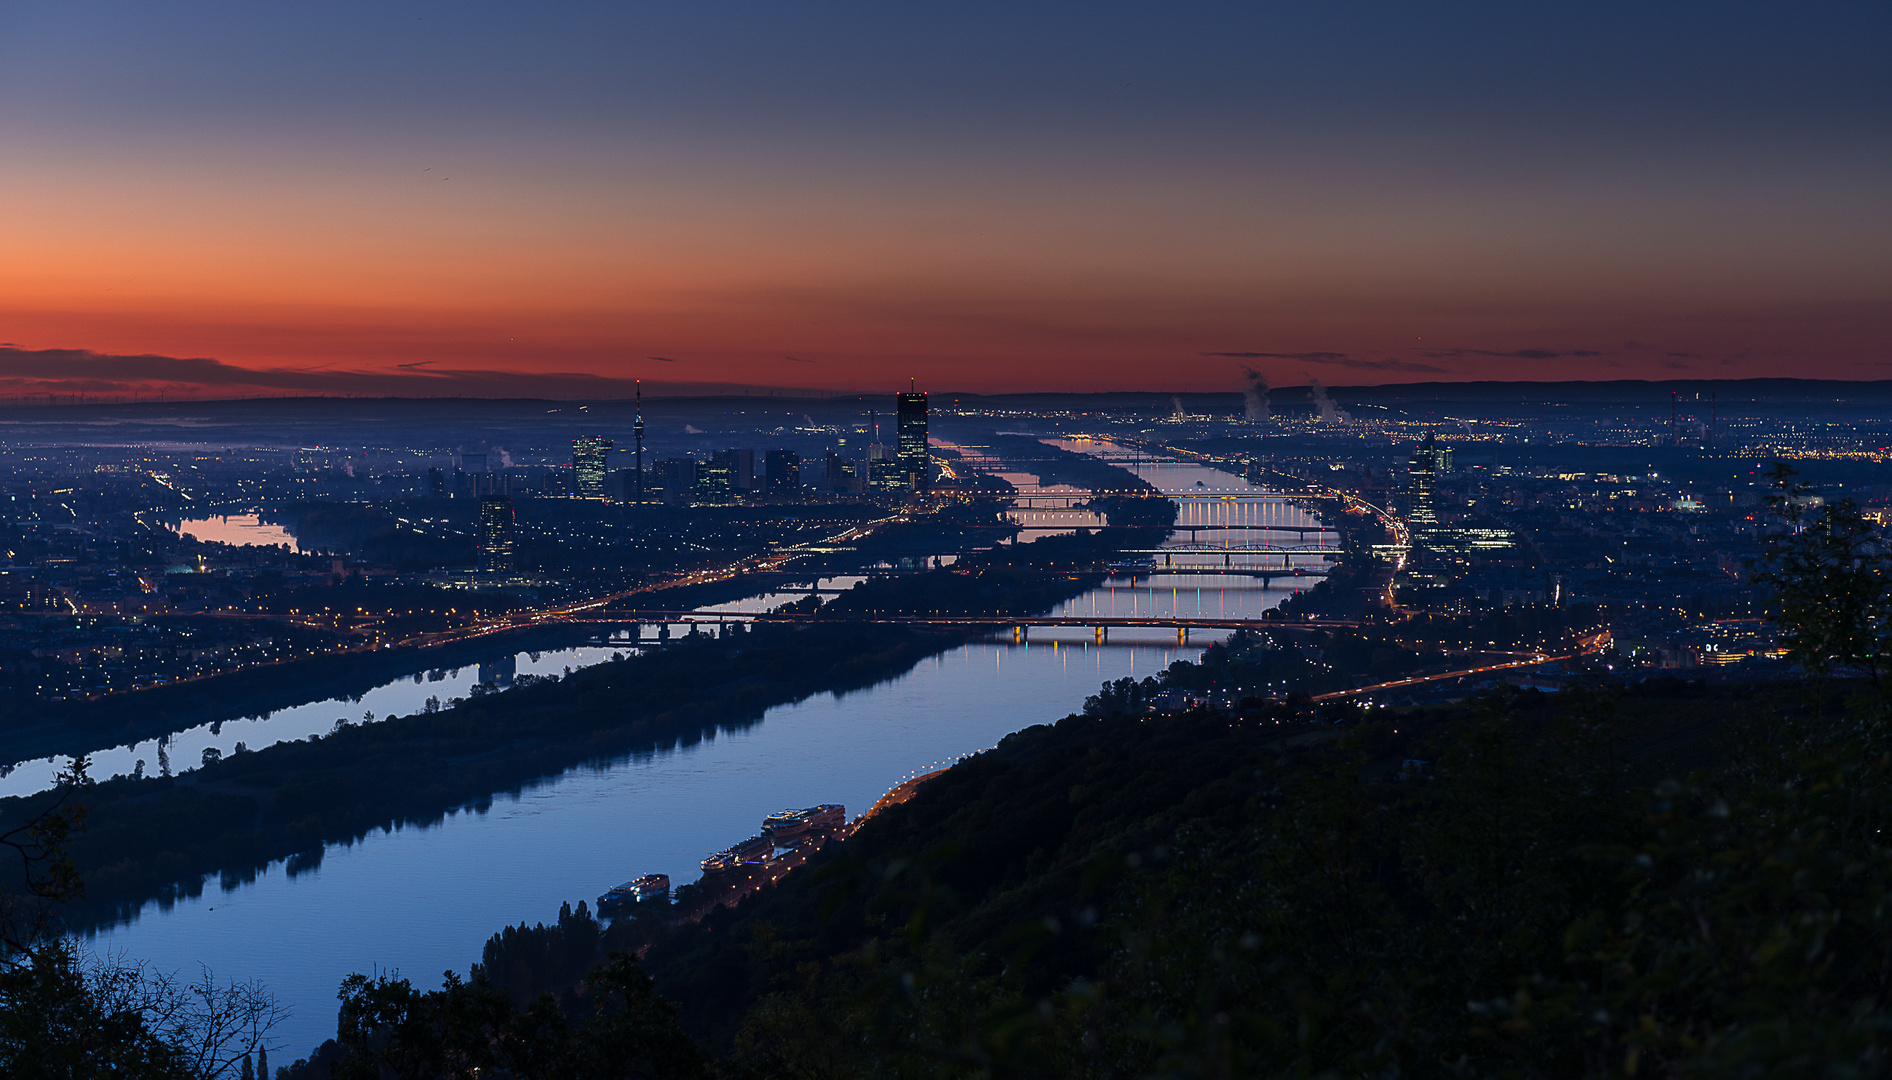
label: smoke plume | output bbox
[1308,380,1350,424]
[1241,367,1271,421]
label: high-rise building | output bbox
[573,436,612,500]
[712,449,754,493]
[896,389,928,490]
[764,449,800,495]
[823,451,859,493]
[697,457,736,503]
[1407,436,1442,535]
[654,458,697,505]
[426,467,445,498]
[867,442,902,492]
[478,495,516,573]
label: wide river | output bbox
[75,447,1331,1058]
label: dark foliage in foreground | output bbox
[347,676,1892,1078]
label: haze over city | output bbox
[2,4,1891,1078]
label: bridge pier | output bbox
[1178,626,1189,645]
[1094,625,1106,644]
[1012,625,1027,643]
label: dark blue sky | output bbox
[1,2,1886,394]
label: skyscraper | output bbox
[764,449,800,495]
[714,448,755,491]
[698,456,736,503]
[896,389,928,491]
[573,436,612,500]
[867,441,901,492]
[654,458,697,505]
[1407,436,1441,535]
[478,495,516,573]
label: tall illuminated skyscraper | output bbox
[478,495,516,573]
[573,435,612,500]
[896,388,928,491]
[1407,435,1441,536]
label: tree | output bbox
[0,759,90,958]
[0,942,186,1078]
[0,760,286,1078]
[1751,462,1892,694]
[86,958,287,1079]
[323,955,709,1080]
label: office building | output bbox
[654,458,697,505]
[1407,436,1441,536]
[426,467,445,498]
[824,450,859,493]
[896,390,928,490]
[764,449,800,495]
[478,495,516,573]
[573,436,612,500]
[697,457,736,503]
[867,442,902,492]
[712,449,754,492]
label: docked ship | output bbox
[702,834,775,875]
[761,804,846,844]
[598,873,670,912]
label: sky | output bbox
[1,2,1888,398]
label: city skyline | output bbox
[2,3,1887,398]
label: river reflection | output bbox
[77,441,1328,1059]
[0,643,636,798]
[89,637,1204,1057]
[0,577,879,798]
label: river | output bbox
[0,577,876,799]
[73,445,1331,1059]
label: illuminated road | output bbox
[1310,631,1612,702]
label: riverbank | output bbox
[0,621,606,768]
[32,622,973,934]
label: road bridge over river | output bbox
[561,610,1374,644]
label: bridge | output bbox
[1011,522,1333,535]
[1168,523,1330,534]
[1104,566,1325,581]
[1113,544,1345,556]
[562,610,1369,644]
[1009,491,1302,506]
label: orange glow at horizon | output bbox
[2,7,1886,396]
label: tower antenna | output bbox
[634,379,645,504]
